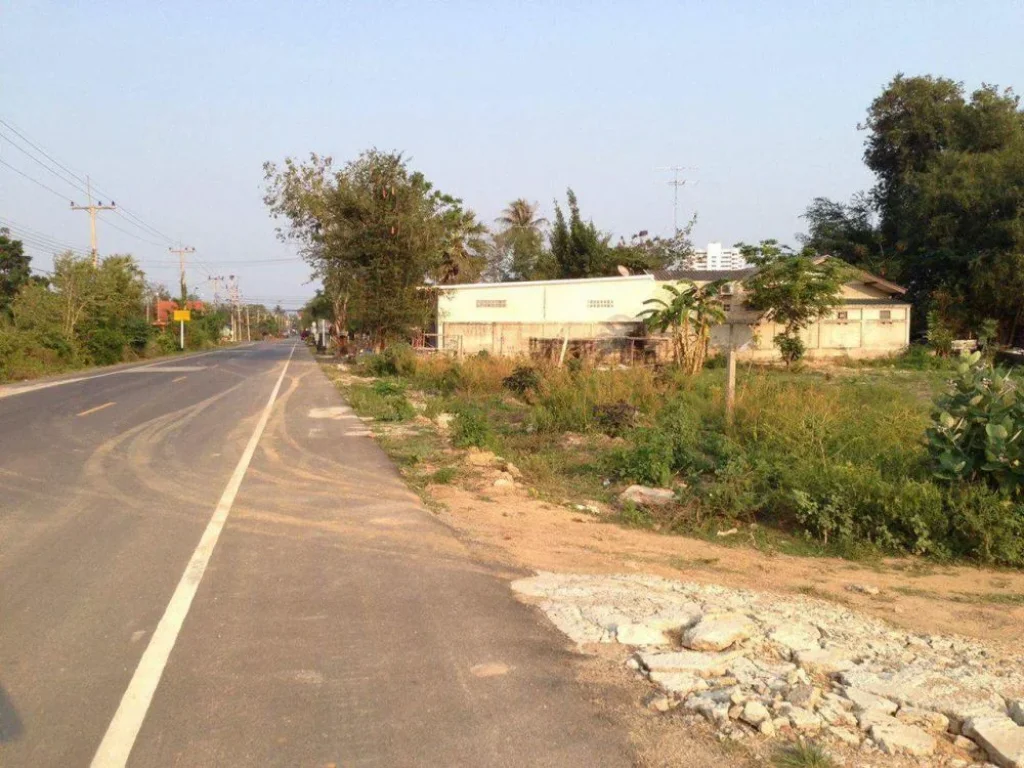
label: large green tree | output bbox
[264,150,473,347]
[550,189,611,278]
[0,229,32,319]
[802,74,1024,343]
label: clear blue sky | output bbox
[3,1,1022,308]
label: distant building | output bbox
[154,299,204,327]
[436,263,910,361]
[689,242,750,271]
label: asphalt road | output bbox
[0,342,634,767]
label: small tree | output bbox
[0,229,32,319]
[639,280,727,374]
[740,240,847,366]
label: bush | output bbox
[372,378,406,397]
[451,406,496,449]
[84,328,127,366]
[611,427,675,487]
[945,486,1024,566]
[346,384,415,422]
[926,353,1023,497]
[363,343,418,377]
[431,467,458,485]
[774,332,805,365]
[502,366,541,399]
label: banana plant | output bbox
[639,280,728,374]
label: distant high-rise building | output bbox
[689,242,751,271]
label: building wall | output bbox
[438,274,910,360]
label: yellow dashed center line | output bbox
[172,376,187,383]
[77,401,116,417]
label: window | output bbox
[879,309,892,321]
[836,311,848,321]
[721,283,734,295]
[722,303,732,312]
[587,299,614,309]
[476,299,506,308]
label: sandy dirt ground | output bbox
[429,480,1024,649]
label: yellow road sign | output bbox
[173,310,191,322]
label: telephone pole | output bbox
[169,246,196,305]
[70,176,116,266]
[227,275,241,342]
[656,166,697,234]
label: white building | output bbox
[436,266,911,361]
[689,242,750,271]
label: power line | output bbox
[0,130,92,198]
[0,117,180,247]
[0,157,73,201]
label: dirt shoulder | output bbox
[430,480,1024,648]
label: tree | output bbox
[491,199,552,281]
[610,217,697,274]
[0,229,32,319]
[264,150,463,348]
[799,195,895,278]
[435,208,488,284]
[550,189,610,278]
[639,280,727,374]
[740,240,848,365]
[805,74,1024,343]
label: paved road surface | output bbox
[0,342,633,767]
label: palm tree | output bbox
[436,209,489,284]
[639,280,728,373]
[496,199,547,232]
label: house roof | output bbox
[652,258,907,297]
[840,298,911,306]
[651,268,756,281]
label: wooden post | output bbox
[726,345,737,427]
[557,326,570,367]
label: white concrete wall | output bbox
[437,273,910,360]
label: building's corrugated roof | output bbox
[840,298,911,306]
[437,274,654,290]
[652,268,757,281]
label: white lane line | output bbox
[89,343,297,768]
[171,376,187,383]
[77,401,117,417]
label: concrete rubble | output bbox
[513,572,1024,766]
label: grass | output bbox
[322,349,1024,570]
[430,466,458,485]
[772,741,836,768]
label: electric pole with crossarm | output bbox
[70,176,116,266]
[169,245,195,306]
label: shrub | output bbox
[774,332,805,365]
[431,467,457,485]
[926,310,955,357]
[926,353,1023,497]
[451,406,495,449]
[84,328,127,366]
[945,486,1024,566]
[363,343,418,377]
[502,366,541,399]
[611,427,675,487]
[347,384,415,422]
[372,378,406,397]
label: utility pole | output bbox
[169,245,195,306]
[70,176,116,266]
[245,305,251,342]
[227,275,240,342]
[656,166,697,234]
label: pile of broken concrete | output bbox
[513,572,1024,767]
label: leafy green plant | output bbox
[774,331,806,366]
[372,378,406,396]
[639,279,727,373]
[926,352,1023,496]
[926,310,955,357]
[611,428,675,487]
[347,384,415,422]
[430,466,457,484]
[451,406,495,449]
[501,366,541,399]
